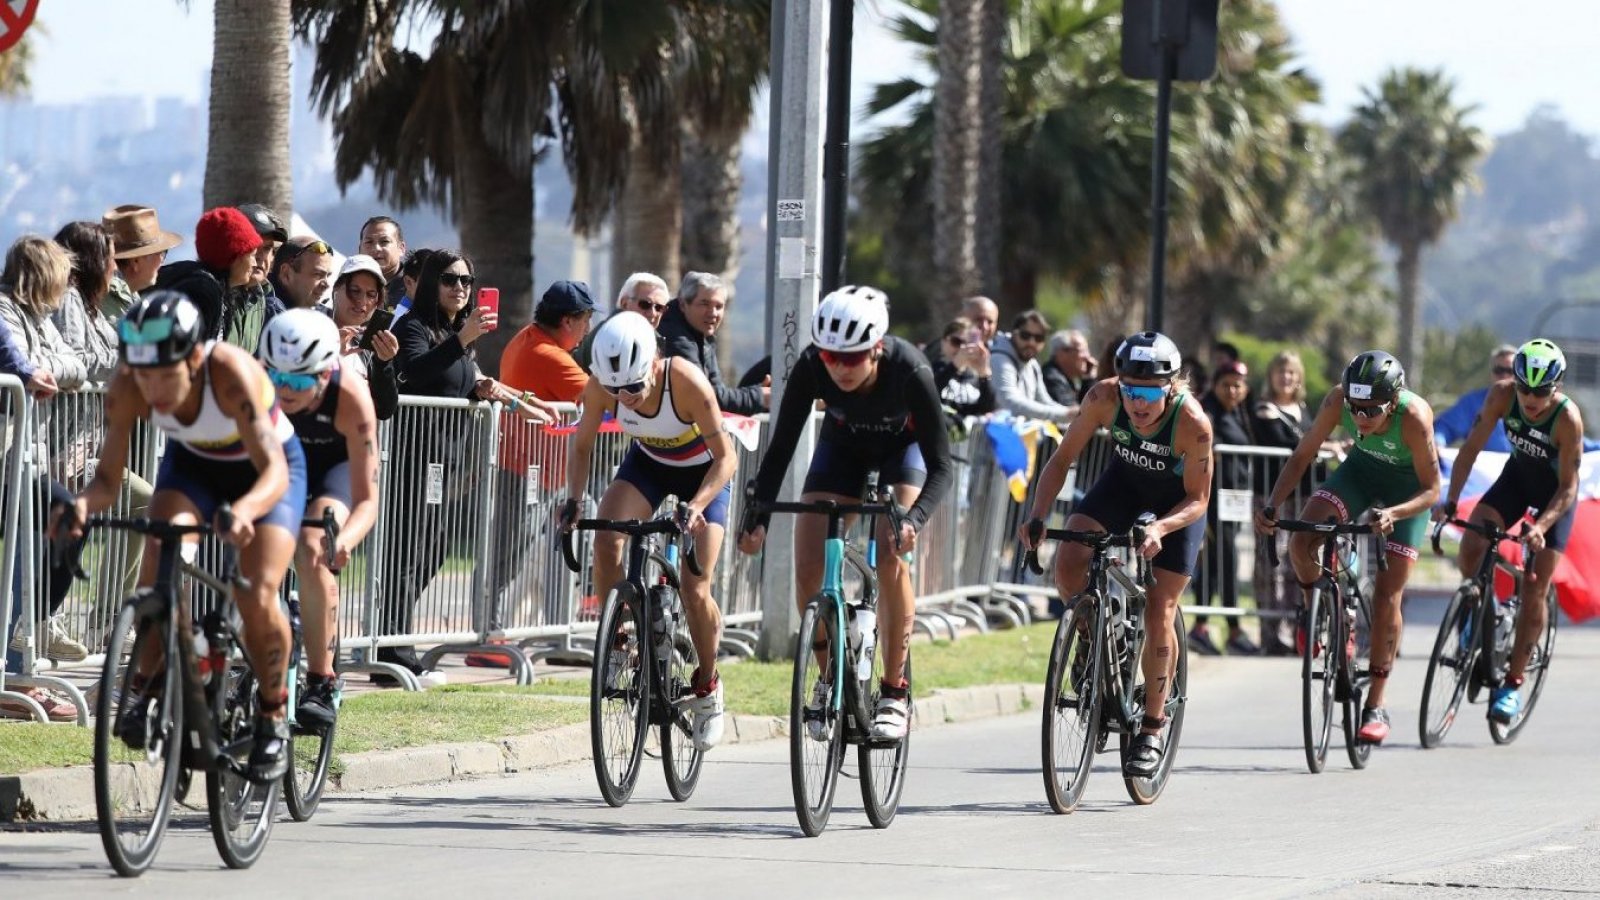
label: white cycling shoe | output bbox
[688,677,725,752]
[870,694,911,742]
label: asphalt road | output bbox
[5,617,1599,898]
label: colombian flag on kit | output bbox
[1441,448,1600,623]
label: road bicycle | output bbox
[283,506,341,821]
[1267,515,1381,773]
[742,480,913,837]
[1025,513,1187,813]
[63,505,279,877]
[1420,516,1554,747]
[562,502,704,806]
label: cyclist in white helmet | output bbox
[740,285,954,742]
[259,309,381,730]
[562,311,738,751]
[1434,338,1585,723]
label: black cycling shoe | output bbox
[1123,732,1164,778]
[294,677,339,734]
[245,717,292,785]
[115,695,151,751]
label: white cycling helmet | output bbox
[259,308,342,374]
[813,285,890,352]
[591,310,658,388]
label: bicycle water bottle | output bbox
[1493,601,1514,651]
[650,585,680,659]
[287,594,304,644]
[853,606,877,682]
[193,628,213,684]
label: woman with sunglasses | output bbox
[740,285,955,742]
[258,309,381,730]
[562,311,738,751]
[1018,331,1214,777]
[1254,350,1441,745]
[1434,338,1583,723]
[56,290,306,783]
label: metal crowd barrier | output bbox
[7,379,1340,720]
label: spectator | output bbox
[991,309,1074,422]
[931,316,996,417]
[0,237,87,714]
[575,272,668,372]
[51,222,120,382]
[477,280,596,664]
[930,295,1002,364]
[1251,349,1312,656]
[156,206,282,353]
[238,203,289,292]
[1434,344,1516,452]
[659,271,768,414]
[1212,340,1242,369]
[0,309,53,394]
[358,215,408,308]
[269,236,337,310]
[1183,355,1211,399]
[390,248,433,325]
[1188,360,1259,656]
[377,249,552,684]
[328,254,399,419]
[101,204,181,305]
[1042,329,1095,405]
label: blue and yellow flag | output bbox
[984,412,1062,502]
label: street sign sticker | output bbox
[0,0,39,54]
[776,199,805,222]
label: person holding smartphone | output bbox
[931,316,996,418]
[328,254,399,420]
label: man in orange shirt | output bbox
[474,281,596,666]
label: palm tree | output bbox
[1338,67,1487,386]
[0,33,33,96]
[205,0,293,215]
[932,0,1005,313]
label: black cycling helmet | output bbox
[1114,331,1182,380]
[117,290,205,368]
[1342,350,1406,404]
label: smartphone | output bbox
[357,307,396,352]
[966,327,983,347]
[478,286,500,330]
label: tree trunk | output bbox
[459,139,535,378]
[975,0,1004,298]
[680,122,743,377]
[933,0,986,321]
[609,119,682,305]
[204,0,293,215]
[1395,240,1423,387]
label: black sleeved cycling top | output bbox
[751,335,953,529]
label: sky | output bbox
[16,0,1600,139]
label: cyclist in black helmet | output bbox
[52,290,306,784]
[1019,331,1215,778]
[1254,350,1441,746]
[1433,338,1584,724]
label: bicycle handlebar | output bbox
[299,507,343,573]
[1265,514,1388,573]
[56,503,251,591]
[560,502,702,578]
[739,480,910,550]
[1022,514,1155,589]
[1432,516,1536,577]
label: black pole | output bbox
[820,0,854,296]
[1147,44,1176,333]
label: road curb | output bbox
[2,682,1042,822]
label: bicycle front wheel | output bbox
[661,628,705,801]
[591,585,650,807]
[1419,584,1478,749]
[1122,612,1187,805]
[95,599,183,878]
[1301,589,1335,774]
[1042,599,1103,814]
[1341,589,1374,770]
[206,662,279,869]
[860,644,912,829]
[1490,584,1558,745]
[790,598,845,837]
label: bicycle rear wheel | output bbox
[206,661,279,869]
[1341,588,1374,769]
[284,665,338,822]
[591,585,650,807]
[1122,613,1187,805]
[790,598,845,837]
[95,599,183,878]
[1301,588,1335,774]
[661,628,705,801]
[1041,599,1102,814]
[1490,585,1558,745]
[860,644,912,829]
[1419,584,1478,748]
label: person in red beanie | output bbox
[154,206,285,354]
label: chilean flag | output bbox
[1440,448,1600,623]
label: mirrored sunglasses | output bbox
[602,379,648,397]
[820,348,871,367]
[268,369,320,392]
[1119,383,1168,403]
[1346,401,1390,419]
[118,318,174,345]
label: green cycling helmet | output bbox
[1513,338,1565,389]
